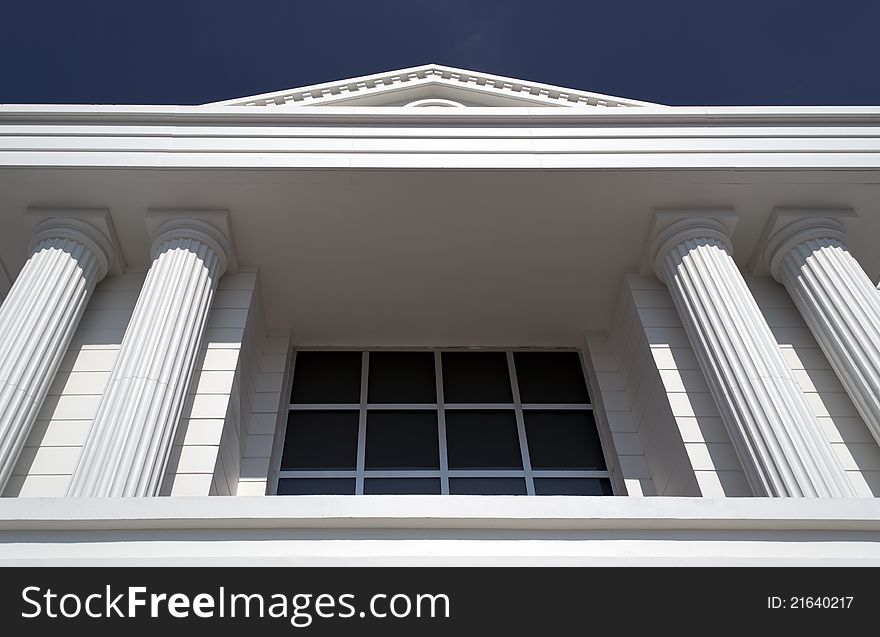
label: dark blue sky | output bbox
[3,1,878,106]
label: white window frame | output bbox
[270,347,615,496]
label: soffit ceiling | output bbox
[1,168,879,347]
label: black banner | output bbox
[1,568,873,634]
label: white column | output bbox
[651,217,855,497]
[68,219,231,497]
[0,218,112,490]
[767,216,880,449]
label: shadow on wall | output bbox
[2,288,137,497]
[748,276,880,497]
[161,345,243,498]
[4,271,275,499]
[628,274,753,497]
[648,343,753,497]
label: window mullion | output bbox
[436,350,449,495]
[507,350,535,495]
[355,351,368,495]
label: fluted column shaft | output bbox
[651,218,854,497]
[0,219,110,490]
[68,219,230,497]
[769,217,880,449]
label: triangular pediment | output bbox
[209,64,658,108]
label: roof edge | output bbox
[5,104,880,125]
[206,63,660,108]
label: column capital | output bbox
[25,208,124,280]
[750,208,856,279]
[647,211,737,284]
[146,210,237,275]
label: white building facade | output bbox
[0,65,879,564]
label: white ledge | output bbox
[0,496,878,531]
[4,104,880,125]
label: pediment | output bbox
[210,64,657,108]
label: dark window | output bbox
[442,352,512,403]
[514,351,590,404]
[277,350,612,496]
[291,351,361,404]
[365,410,439,469]
[277,478,356,495]
[445,411,522,469]
[364,478,441,494]
[368,351,436,404]
[280,410,359,470]
[449,477,527,495]
[533,478,613,496]
[524,411,606,470]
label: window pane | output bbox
[524,411,606,470]
[534,478,613,496]
[365,411,439,469]
[445,411,522,469]
[368,351,436,404]
[449,477,527,495]
[277,478,355,495]
[364,478,441,494]
[442,352,512,403]
[291,351,362,404]
[281,410,359,470]
[514,351,590,404]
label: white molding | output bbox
[647,214,735,282]
[0,496,877,530]
[6,108,880,170]
[750,208,857,276]
[403,98,466,108]
[145,209,237,274]
[24,208,125,276]
[642,210,737,276]
[766,217,847,282]
[7,104,880,121]
[2,496,879,565]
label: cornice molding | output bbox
[750,208,857,277]
[146,210,237,274]
[643,210,737,282]
[766,217,848,282]
[24,208,125,278]
[3,496,880,531]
